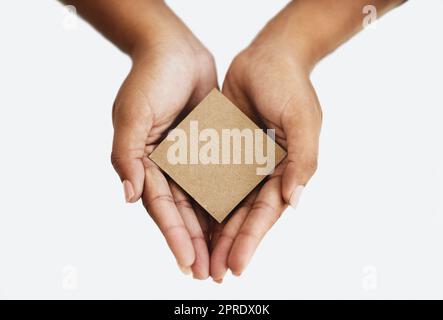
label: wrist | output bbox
[124,0,170,58]
[127,1,203,61]
[247,4,327,74]
[264,0,406,71]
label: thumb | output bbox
[111,72,154,203]
[281,99,321,209]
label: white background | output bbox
[0,0,442,299]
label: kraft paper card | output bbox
[149,89,286,223]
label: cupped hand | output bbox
[210,11,322,282]
[110,3,217,279]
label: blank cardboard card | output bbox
[149,89,286,223]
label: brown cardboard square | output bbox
[149,89,286,223]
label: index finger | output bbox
[142,159,195,269]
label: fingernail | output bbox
[178,265,192,276]
[123,180,134,203]
[289,185,305,209]
[193,274,207,281]
[213,278,223,284]
[231,270,241,277]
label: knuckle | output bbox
[110,152,133,176]
[110,152,122,171]
[251,200,276,216]
[174,198,193,210]
[112,86,154,129]
[226,51,250,83]
[114,103,148,129]
[299,156,318,175]
[143,194,174,210]
[237,229,260,242]
[198,50,216,67]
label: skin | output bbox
[210,0,406,282]
[62,0,217,279]
[61,0,405,282]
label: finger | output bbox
[191,214,210,280]
[170,182,210,280]
[193,202,211,246]
[210,190,258,283]
[280,93,322,208]
[210,219,224,252]
[143,159,195,271]
[228,176,287,276]
[111,68,154,203]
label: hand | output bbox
[210,5,322,282]
[110,2,217,279]
[63,0,404,282]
